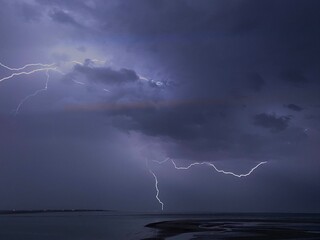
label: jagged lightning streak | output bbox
[13,69,51,115]
[153,158,267,178]
[2,59,268,213]
[71,79,111,93]
[72,79,85,85]
[0,61,59,114]
[0,62,55,71]
[0,59,111,114]
[70,60,83,66]
[149,158,267,210]
[149,169,164,211]
[0,67,56,83]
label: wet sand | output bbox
[144,215,320,239]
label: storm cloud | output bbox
[285,104,304,112]
[72,64,139,85]
[253,113,291,133]
[0,0,319,212]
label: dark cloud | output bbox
[49,9,81,27]
[253,113,291,133]
[112,105,212,140]
[72,63,139,85]
[0,0,319,212]
[285,104,304,112]
[280,71,308,87]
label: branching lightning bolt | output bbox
[1,59,268,213]
[0,59,111,114]
[0,62,59,114]
[13,69,51,115]
[149,158,267,210]
[0,62,55,71]
[0,67,56,83]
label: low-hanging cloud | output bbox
[253,113,291,133]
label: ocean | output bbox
[0,212,319,239]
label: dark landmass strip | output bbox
[0,209,114,215]
[145,217,320,240]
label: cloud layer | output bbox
[0,0,319,212]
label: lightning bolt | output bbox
[149,169,164,211]
[138,74,164,86]
[167,159,267,178]
[70,60,83,66]
[71,79,111,93]
[0,67,56,83]
[13,69,51,115]
[68,59,105,67]
[72,79,85,85]
[0,62,55,71]
[0,59,111,114]
[1,59,267,213]
[149,158,267,210]
[0,61,58,114]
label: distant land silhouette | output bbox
[0,209,114,215]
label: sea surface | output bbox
[0,212,319,239]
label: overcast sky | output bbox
[0,0,319,213]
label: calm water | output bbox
[0,212,319,239]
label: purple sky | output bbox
[0,0,319,212]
